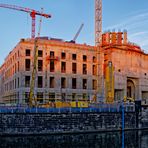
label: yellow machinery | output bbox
[35,101,89,108]
[105,61,114,103]
[29,38,38,107]
[123,96,134,102]
[54,101,88,108]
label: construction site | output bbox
[0,1,148,108]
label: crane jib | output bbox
[0,3,51,38]
[0,3,51,18]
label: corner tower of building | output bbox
[101,31,148,104]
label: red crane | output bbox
[0,3,51,38]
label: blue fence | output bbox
[0,103,135,113]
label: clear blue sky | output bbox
[0,0,148,65]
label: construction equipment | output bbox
[105,61,114,103]
[29,38,38,107]
[123,96,134,102]
[70,23,84,43]
[0,3,51,38]
[29,8,48,107]
[37,8,44,37]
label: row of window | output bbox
[25,76,97,90]
[25,49,97,62]
[4,76,97,92]
[25,59,97,75]
[24,92,93,103]
[4,62,19,79]
[5,50,20,68]
[3,92,92,104]
[4,78,19,92]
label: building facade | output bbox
[0,31,148,106]
[101,31,148,105]
[0,38,98,105]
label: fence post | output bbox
[121,101,125,148]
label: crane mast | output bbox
[95,0,102,46]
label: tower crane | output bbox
[95,0,102,46]
[0,3,51,38]
[29,8,45,107]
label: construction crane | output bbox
[0,3,51,38]
[37,8,44,37]
[95,0,102,46]
[29,8,45,107]
[29,38,38,107]
[70,23,84,43]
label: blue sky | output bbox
[0,0,148,65]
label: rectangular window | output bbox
[93,80,97,90]
[26,49,30,56]
[61,52,66,59]
[93,56,96,63]
[61,77,66,88]
[38,50,43,57]
[50,77,54,88]
[83,79,87,89]
[72,63,77,74]
[15,79,17,89]
[72,93,76,101]
[50,61,54,72]
[49,93,55,101]
[83,55,87,62]
[38,76,43,88]
[18,61,19,72]
[17,77,19,88]
[83,93,87,100]
[72,78,76,89]
[25,92,29,103]
[50,51,54,58]
[25,76,30,87]
[72,54,76,60]
[15,53,17,59]
[61,93,66,101]
[25,59,30,71]
[61,62,66,73]
[15,63,16,73]
[38,60,43,71]
[37,92,43,103]
[93,65,97,75]
[83,64,87,74]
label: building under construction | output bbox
[0,31,148,106]
[0,1,148,106]
[0,38,98,105]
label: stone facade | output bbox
[0,38,98,105]
[101,31,148,105]
[0,31,148,105]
